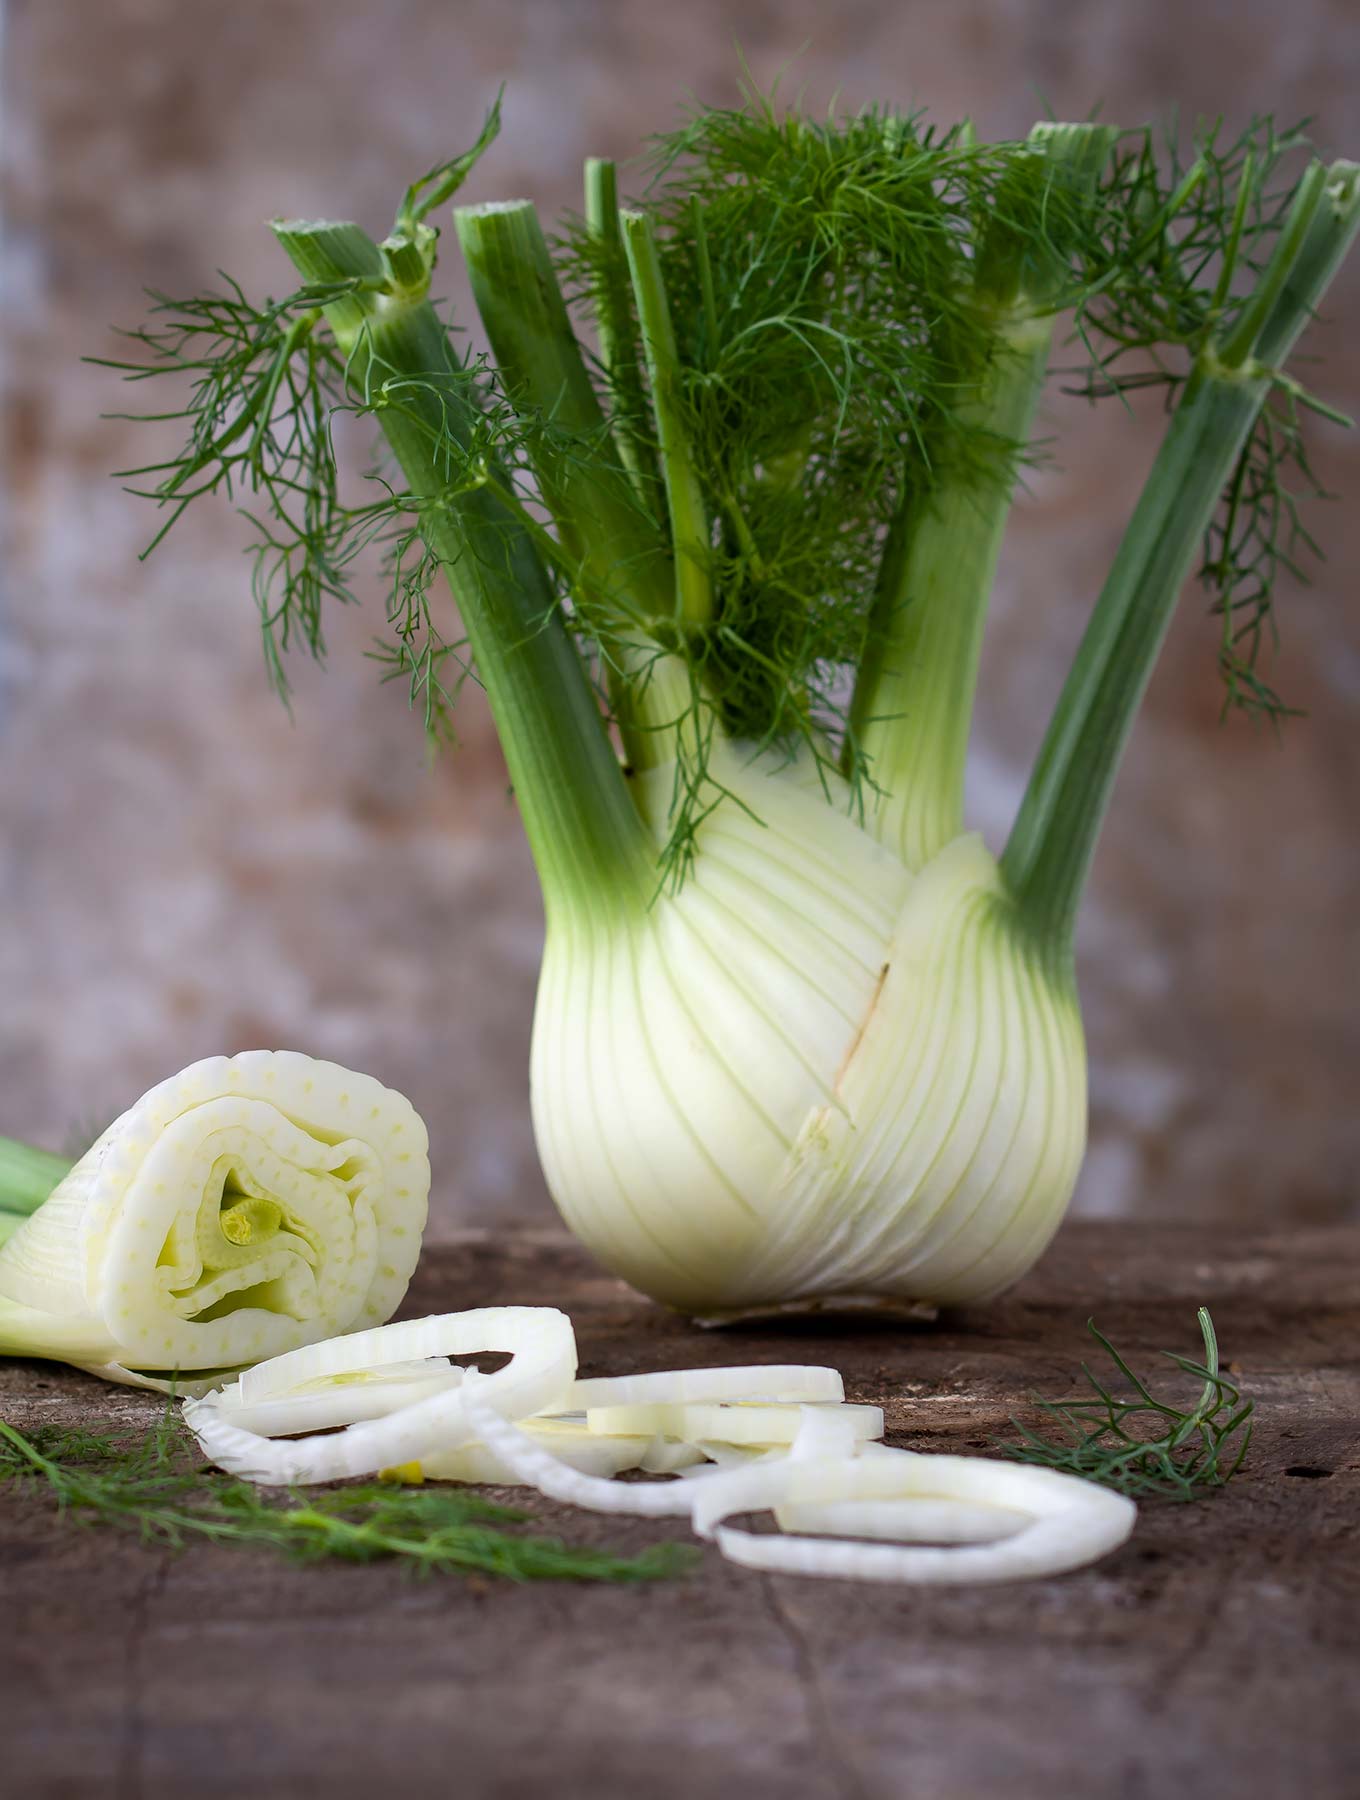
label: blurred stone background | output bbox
[2,0,1356,1240]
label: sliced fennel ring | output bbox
[183,1321,1139,1582]
[189,1360,466,1437]
[457,1384,1133,1582]
[773,1497,1028,1544]
[584,1400,883,1446]
[0,1051,430,1391]
[459,1379,700,1516]
[184,1307,578,1485]
[450,1391,883,1518]
[412,1417,672,1486]
[194,1399,664,1488]
[690,1451,1136,1583]
[566,1365,844,1408]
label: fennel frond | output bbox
[1004,1308,1254,1500]
[0,1411,693,1581]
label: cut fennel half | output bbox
[0,1051,430,1392]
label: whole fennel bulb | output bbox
[92,96,1359,1317]
[533,745,1084,1313]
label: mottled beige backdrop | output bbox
[2,0,1357,1238]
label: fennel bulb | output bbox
[99,96,1359,1319]
[533,744,1084,1312]
[0,1052,429,1389]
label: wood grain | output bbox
[2,1221,1356,1799]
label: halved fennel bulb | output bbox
[531,748,1086,1315]
[0,1051,429,1390]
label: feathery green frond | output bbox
[0,1410,693,1581]
[1003,1309,1254,1500]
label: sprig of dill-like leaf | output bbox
[91,278,484,740]
[1062,114,1348,723]
[1002,1307,1254,1500]
[0,1411,692,1582]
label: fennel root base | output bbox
[692,1293,940,1328]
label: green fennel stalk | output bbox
[1005,157,1360,940]
[269,213,653,922]
[849,121,1119,871]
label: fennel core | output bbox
[6,93,1349,1318]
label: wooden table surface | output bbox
[3,1221,1357,1800]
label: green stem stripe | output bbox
[272,219,652,924]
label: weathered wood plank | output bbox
[2,1222,1357,1800]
